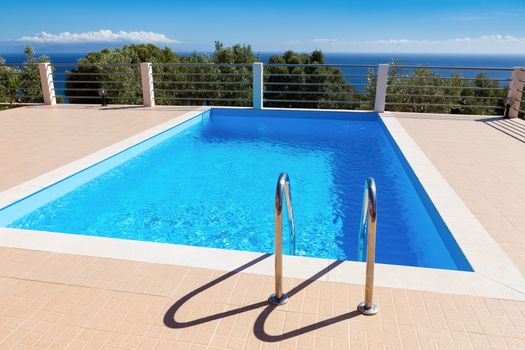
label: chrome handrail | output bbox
[269,172,296,305]
[357,177,378,316]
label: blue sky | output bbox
[2,0,525,53]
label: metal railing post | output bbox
[269,172,295,305]
[357,177,378,316]
[374,64,389,113]
[140,62,155,107]
[505,67,525,118]
[38,62,56,105]
[253,62,263,109]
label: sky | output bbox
[1,0,525,54]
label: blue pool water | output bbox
[0,109,471,271]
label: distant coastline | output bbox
[2,51,525,68]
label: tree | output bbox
[0,45,49,106]
[384,66,458,113]
[154,42,258,106]
[65,44,172,104]
[264,50,362,109]
[65,42,259,106]
[459,72,506,115]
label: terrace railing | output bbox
[384,64,515,116]
[50,63,143,104]
[263,63,377,110]
[1,61,524,118]
[151,63,253,107]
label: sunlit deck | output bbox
[0,105,524,349]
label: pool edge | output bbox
[379,112,525,295]
[0,227,523,301]
[0,107,523,301]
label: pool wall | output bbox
[377,118,472,271]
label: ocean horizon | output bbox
[2,51,525,68]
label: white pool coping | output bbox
[0,107,523,301]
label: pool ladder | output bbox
[269,173,378,316]
[269,172,295,305]
[357,177,378,315]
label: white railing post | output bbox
[140,62,155,107]
[253,62,263,109]
[38,62,56,105]
[506,67,525,118]
[374,64,389,113]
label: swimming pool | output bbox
[0,108,471,271]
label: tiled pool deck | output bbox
[0,106,524,349]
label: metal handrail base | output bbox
[358,302,379,316]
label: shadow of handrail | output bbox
[163,253,271,328]
[253,260,362,342]
[163,256,360,343]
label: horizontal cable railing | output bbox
[262,63,376,110]
[152,63,251,67]
[1,61,524,117]
[264,99,363,105]
[265,82,370,87]
[384,65,514,114]
[154,97,250,102]
[387,93,504,99]
[265,73,370,78]
[386,102,504,109]
[153,72,251,77]
[151,63,253,106]
[48,63,142,104]
[386,85,507,90]
[392,65,514,71]
[389,75,511,82]
[265,63,377,68]
[265,90,372,96]
[52,71,139,76]
[52,63,140,67]
[154,81,251,85]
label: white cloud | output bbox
[442,15,485,21]
[494,11,517,16]
[283,39,304,46]
[281,34,525,53]
[454,34,520,43]
[310,38,344,45]
[19,29,179,44]
[373,39,418,45]
[365,35,524,46]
